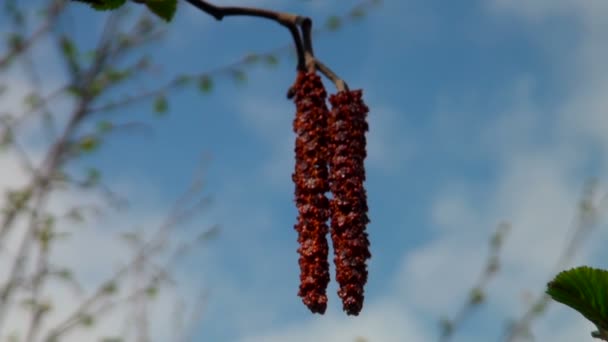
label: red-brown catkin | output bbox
[328,89,371,316]
[292,71,331,314]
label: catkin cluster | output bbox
[291,72,370,316]
[292,71,331,314]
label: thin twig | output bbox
[0,0,67,69]
[183,0,306,70]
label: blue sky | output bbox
[2,0,608,341]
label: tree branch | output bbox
[183,0,306,70]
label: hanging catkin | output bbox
[291,71,331,314]
[328,89,371,316]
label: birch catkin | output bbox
[292,71,331,314]
[328,89,371,316]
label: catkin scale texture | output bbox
[328,89,371,316]
[292,71,331,314]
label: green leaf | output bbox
[0,127,13,149]
[325,16,341,31]
[56,268,73,280]
[23,93,41,108]
[231,69,247,84]
[101,282,117,294]
[145,0,178,22]
[71,0,127,11]
[78,313,94,327]
[83,168,101,187]
[264,54,279,67]
[79,136,100,153]
[101,338,124,342]
[154,95,168,115]
[145,286,158,298]
[547,266,608,332]
[350,7,366,19]
[174,74,192,86]
[243,53,259,64]
[469,287,485,305]
[198,76,213,93]
[96,120,113,134]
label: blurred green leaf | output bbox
[0,127,13,149]
[197,225,220,242]
[78,313,94,327]
[350,7,366,19]
[439,316,453,335]
[198,76,213,93]
[79,136,100,153]
[96,121,113,134]
[469,287,484,305]
[36,218,55,250]
[264,54,279,67]
[7,189,31,211]
[101,338,124,342]
[145,286,158,299]
[7,33,23,50]
[23,93,41,108]
[60,35,80,76]
[547,266,608,332]
[83,168,101,187]
[101,282,117,294]
[56,268,73,280]
[231,69,247,84]
[154,95,168,115]
[174,74,192,86]
[325,16,341,31]
[66,208,84,222]
[145,0,177,22]
[72,0,126,10]
[243,53,259,64]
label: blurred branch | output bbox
[43,167,213,341]
[0,0,67,69]
[89,0,380,113]
[0,11,120,336]
[438,222,511,342]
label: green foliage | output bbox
[71,0,127,11]
[325,15,341,31]
[264,54,279,67]
[145,286,158,299]
[469,287,485,305]
[101,338,124,342]
[145,0,178,22]
[78,313,95,327]
[547,266,608,337]
[231,69,247,84]
[96,120,113,134]
[154,95,168,115]
[101,281,117,294]
[71,0,176,21]
[82,168,101,187]
[59,35,80,76]
[198,76,213,93]
[78,135,100,153]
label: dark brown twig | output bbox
[184,0,306,70]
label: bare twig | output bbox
[0,0,67,69]
[438,222,510,342]
[183,0,306,70]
